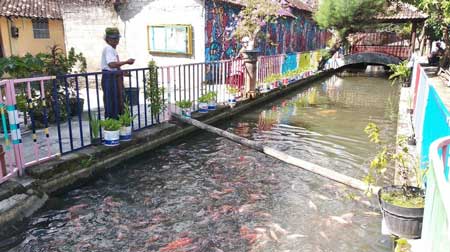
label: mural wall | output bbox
[205,0,331,62]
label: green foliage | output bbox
[100,118,121,131]
[199,91,217,103]
[145,60,166,122]
[176,100,193,109]
[89,114,101,139]
[118,104,137,127]
[314,0,385,40]
[0,46,86,78]
[395,238,411,252]
[388,61,411,86]
[418,0,450,40]
[198,94,209,103]
[381,189,425,208]
[233,0,282,48]
[227,86,240,95]
[364,123,421,193]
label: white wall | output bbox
[62,0,206,71]
[62,5,122,71]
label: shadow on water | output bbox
[4,74,398,252]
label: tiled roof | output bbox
[287,0,313,12]
[375,2,428,22]
[60,0,117,7]
[220,0,313,13]
[0,0,62,19]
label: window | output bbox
[32,19,50,39]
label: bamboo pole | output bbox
[173,114,380,194]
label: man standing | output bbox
[101,27,134,119]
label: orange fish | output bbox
[159,237,193,252]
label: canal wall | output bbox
[0,69,334,236]
[392,63,450,251]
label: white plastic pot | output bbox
[208,101,217,110]
[120,126,132,141]
[103,130,120,146]
[198,102,209,113]
[228,97,237,108]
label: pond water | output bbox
[4,75,399,252]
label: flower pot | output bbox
[378,186,424,239]
[91,137,102,146]
[208,101,217,111]
[69,97,85,117]
[228,97,237,108]
[182,108,192,118]
[103,130,120,146]
[124,87,139,106]
[408,136,416,146]
[198,102,209,113]
[120,125,132,141]
[406,108,414,114]
[282,78,288,86]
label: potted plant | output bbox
[198,93,209,113]
[207,91,218,110]
[176,100,193,118]
[388,61,412,87]
[89,114,102,145]
[145,60,167,123]
[227,86,240,108]
[364,123,424,239]
[100,118,121,146]
[118,104,136,141]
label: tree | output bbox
[233,0,283,50]
[417,0,450,68]
[313,0,386,69]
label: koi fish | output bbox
[159,237,193,252]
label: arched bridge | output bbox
[343,52,402,66]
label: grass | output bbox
[381,191,425,208]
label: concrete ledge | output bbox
[0,189,48,237]
[0,69,334,233]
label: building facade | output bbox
[205,0,330,61]
[0,0,66,57]
[61,0,330,71]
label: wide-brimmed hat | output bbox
[105,27,121,39]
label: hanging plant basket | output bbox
[378,185,424,239]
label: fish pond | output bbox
[5,74,399,252]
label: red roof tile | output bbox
[0,0,62,19]
[375,2,428,22]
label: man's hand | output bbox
[126,58,135,65]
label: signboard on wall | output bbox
[147,25,193,55]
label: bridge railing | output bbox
[421,136,450,251]
[350,45,411,60]
[349,32,411,60]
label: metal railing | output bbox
[422,136,450,251]
[0,50,336,184]
[159,59,245,110]
[0,58,246,183]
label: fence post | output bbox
[242,50,258,99]
[6,80,25,175]
[0,145,5,176]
